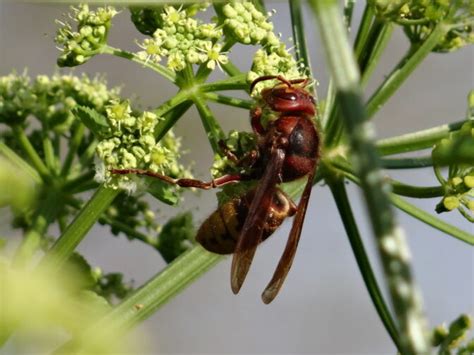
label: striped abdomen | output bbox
[196,189,296,254]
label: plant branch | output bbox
[380,156,433,169]
[203,93,253,110]
[12,125,49,178]
[390,194,474,245]
[309,1,430,353]
[366,23,449,119]
[376,120,465,155]
[61,122,85,177]
[102,45,176,84]
[290,0,313,79]
[328,177,402,353]
[192,95,225,153]
[391,180,444,198]
[199,74,249,92]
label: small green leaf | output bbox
[65,252,97,290]
[145,178,180,205]
[72,106,110,138]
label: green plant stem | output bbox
[366,22,449,119]
[153,89,191,118]
[78,138,98,168]
[325,9,392,147]
[154,101,194,142]
[381,156,433,169]
[332,159,474,245]
[54,246,223,354]
[353,5,375,59]
[99,216,156,247]
[221,61,242,78]
[199,74,248,92]
[327,177,402,353]
[391,180,444,198]
[309,1,430,353]
[0,141,41,183]
[193,95,225,153]
[290,0,313,78]
[376,120,465,155]
[12,125,49,178]
[102,45,176,84]
[38,185,118,272]
[360,23,394,87]
[390,194,474,245]
[203,93,252,109]
[61,122,85,177]
[42,134,57,174]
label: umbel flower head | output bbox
[56,4,118,67]
[135,4,227,72]
[96,100,190,201]
[432,120,474,222]
[368,0,474,52]
[220,2,302,94]
[0,72,119,131]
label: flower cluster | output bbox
[210,130,257,178]
[368,0,473,52]
[218,2,302,94]
[96,100,190,197]
[102,193,161,240]
[56,4,118,67]
[136,5,228,72]
[0,72,119,131]
[431,314,474,353]
[433,120,474,221]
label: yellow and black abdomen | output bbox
[196,189,295,255]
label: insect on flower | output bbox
[111,75,321,303]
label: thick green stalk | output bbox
[39,185,119,272]
[54,246,223,354]
[376,120,465,155]
[390,195,474,246]
[328,177,402,353]
[366,23,449,119]
[309,1,430,353]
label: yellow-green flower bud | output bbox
[443,196,460,211]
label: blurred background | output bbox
[0,1,472,354]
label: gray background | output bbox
[0,1,473,354]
